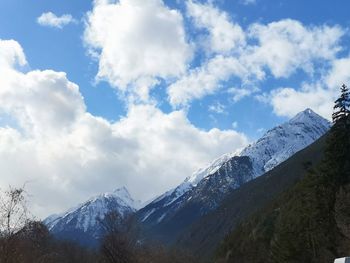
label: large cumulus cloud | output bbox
[0,39,248,218]
[84,0,193,102]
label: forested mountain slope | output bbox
[215,115,350,263]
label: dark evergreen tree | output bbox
[332,84,350,123]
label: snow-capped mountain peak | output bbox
[290,108,323,124]
[157,109,329,208]
[240,108,330,176]
[138,109,331,228]
[101,187,141,209]
[44,186,139,246]
[113,186,129,197]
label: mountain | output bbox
[215,116,350,263]
[44,187,140,247]
[176,131,327,259]
[136,109,331,245]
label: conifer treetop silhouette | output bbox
[332,84,350,123]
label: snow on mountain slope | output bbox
[187,150,241,187]
[137,109,331,229]
[240,108,330,177]
[44,187,140,245]
[153,150,240,208]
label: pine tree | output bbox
[325,84,350,185]
[332,84,350,124]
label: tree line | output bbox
[0,186,201,263]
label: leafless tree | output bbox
[0,186,30,263]
[99,211,137,263]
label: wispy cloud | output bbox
[241,0,257,5]
[169,1,344,108]
[37,12,77,29]
[209,102,226,114]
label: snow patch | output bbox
[157,213,167,223]
[141,208,156,222]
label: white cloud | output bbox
[0,70,85,137]
[248,21,345,119]
[186,0,245,54]
[228,87,253,102]
[268,56,350,120]
[168,55,257,106]
[326,57,350,89]
[269,85,334,119]
[0,39,26,69]
[82,1,345,109]
[0,40,248,218]
[247,19,344,78]
[37,12,76,29]
[167,17,344,107]
[84,0,193,102]
[209,102,226,114]
[241,0,256,5]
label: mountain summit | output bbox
[136,109,330,244]
[44,187,139,246]
[240,108,330,176]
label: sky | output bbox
[0,0,350,218]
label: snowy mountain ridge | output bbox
[44,187,139,245]
[240,108,330,177]
[137,109,331,228]
[155,150,240,208]
[191,109,327,200]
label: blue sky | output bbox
[2,0,349,138]
[0,0,350,217]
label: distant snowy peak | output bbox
[44,187,139,236]
[289,108,328,124]
[240,108,330,176]
[98,187,141,210]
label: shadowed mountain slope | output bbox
[136,109,330,247]
[214,116,350,263]
[176,132,327,259]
